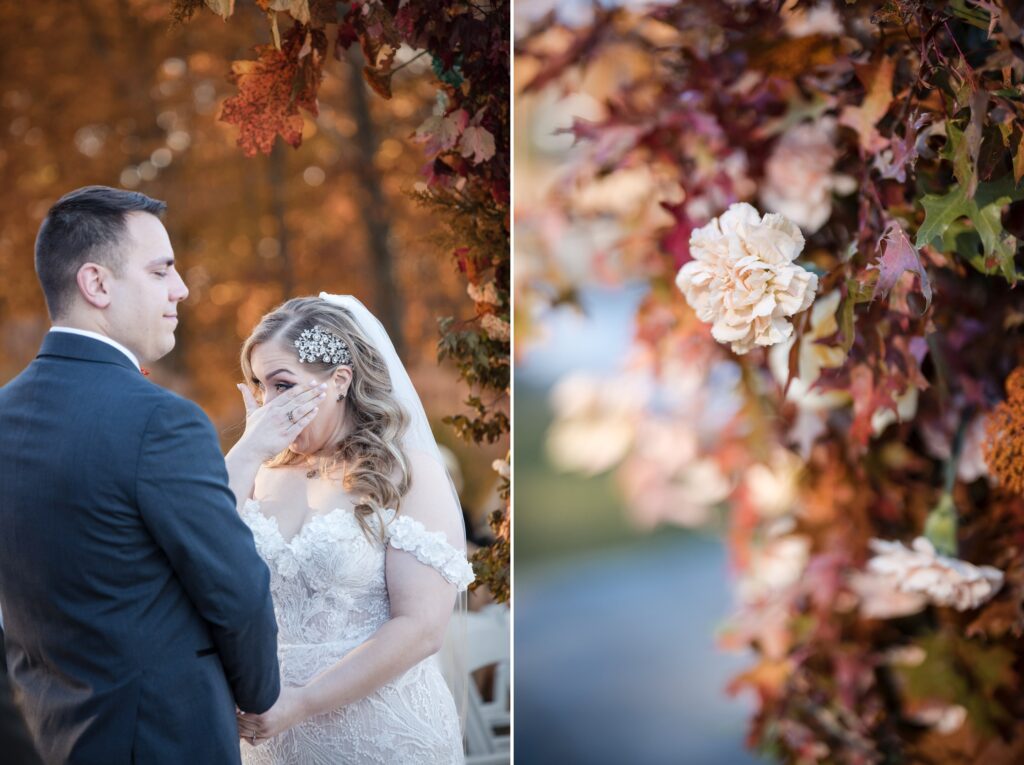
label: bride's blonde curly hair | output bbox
[240,296,411,537]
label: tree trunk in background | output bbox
[269,142,294,298]
[345,47,404,357]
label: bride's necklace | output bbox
[304,456,344,480]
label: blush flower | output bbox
[865,537,1004,612]
[760,118,856,234]
[676,203,818,355]
[848,570,928,619]
[545,373,648,475]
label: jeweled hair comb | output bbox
[295,325,353,366]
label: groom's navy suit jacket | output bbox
[0,332,280,764]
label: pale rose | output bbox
[906,704,968,735]
[781,0,844,38]
[737,533,811,604]
[743,447,804,520]
[760,118,856,234]
[866,537,1004,612]
[619,420,732,529]
[676,203,818,355]
[921,412,990,483]
[545,373,648,475]
[480,313,510,342]
[767,289,849,457]
[870,385,919,436]
[768,289,849,411]
[848,571,928,619]
[468,280,501,307]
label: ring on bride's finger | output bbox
[287,409,295,424]
[251,731,256,745]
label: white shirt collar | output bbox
[48,327,141,371]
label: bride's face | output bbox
[250,339,351,456]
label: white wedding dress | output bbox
[239,498,475,765]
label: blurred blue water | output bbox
[514,535,766,765]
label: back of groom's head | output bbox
[34,186,166,320]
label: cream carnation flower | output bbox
[676,203,818,355]
[866,537,1004,612]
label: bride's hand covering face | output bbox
[235,375,328,462]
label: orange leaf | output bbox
[220,26,325,156]
[839,57,895,153]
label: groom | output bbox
[0,186,280,764]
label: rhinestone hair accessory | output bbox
[294,325,353,366]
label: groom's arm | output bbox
[135,395,280,713]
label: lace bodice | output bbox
[239,500,473,764]
[241,499,474,648]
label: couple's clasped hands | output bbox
[237,686,308,746]
[235,380,328,460]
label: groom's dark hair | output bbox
[34,185,167,319]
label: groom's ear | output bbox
[332,366,353,397]
[76,263,113,309]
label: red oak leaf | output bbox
[220,26,325,156]
[872,219,932,311]
[849,364,905,447]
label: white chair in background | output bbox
[440,604,510,765]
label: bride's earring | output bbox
[337,392,346,402]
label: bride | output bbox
[227,293,474,764]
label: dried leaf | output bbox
[949,90,989,199]
[873,220,932,310]
[257,0,310,25]
[839,57,895,153]
[362,65,392,99]
[1015,131,1024,184]
[850,364,902,447]
[204,0,234,19]
[458,125,496,164]
[412,110,468,158]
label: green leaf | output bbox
[917,184,970,250]
[923,492,958,556]
[839,277,873,352]
[916,177,1024,284]
[897,630,1016,736]
[948,122,975,198]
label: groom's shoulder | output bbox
[133,383,215,431]
[71,369,216,435]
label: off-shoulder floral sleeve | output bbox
[387,514,475,591]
